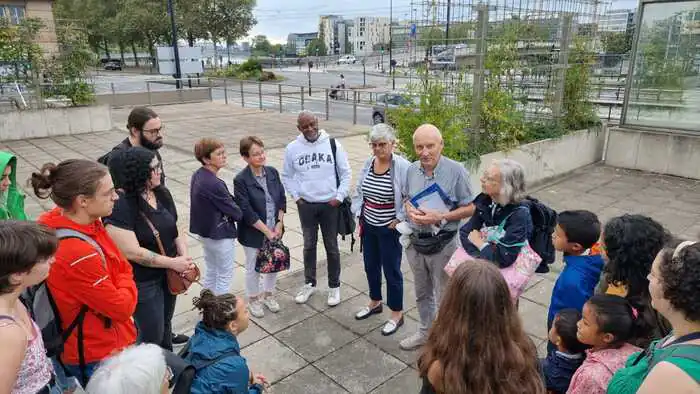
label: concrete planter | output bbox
[467,126,606,194]
[0,105,112,141]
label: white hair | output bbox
[368,123,397,143]
[86,344,167,394]
[492,159,527,204]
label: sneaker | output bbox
[399,332,427,350]
[295,283,316,304]
[171,333,189,345]
[327,287,341,307]
[249,299,265,318]
[263,296,281,313]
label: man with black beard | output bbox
[98,106,191,345]
[99,106,166,184]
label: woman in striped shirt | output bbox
[351,124,411,336]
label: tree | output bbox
[601,31,633,54]
[45,22,96,105]
[204,0,256,64]
[251,35,272,55]
[306,38,327,56]
[373,42,389,52]
[0,17,44,83]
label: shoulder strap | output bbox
[494,206,530,248]
[195,350,240,371]
[650,344,700,372]
[330,137,340,188]
[140,212,166,255]
[55,228,106,268]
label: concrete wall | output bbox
[604,127,700,180]
[467,127,606,194]
[0,105,112,141]
[95,88,212,107]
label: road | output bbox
[90,68,700,126]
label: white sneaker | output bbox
[295,284,316,304]
[248,299,264,318]
[327,287,341,307]
[399,332,427,350]
[263,296,281,313]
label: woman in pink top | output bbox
[0,221,57,394]
[567,295,642,394]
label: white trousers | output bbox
[243,245,278,297]
[201,237,236,295]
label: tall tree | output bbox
[204,0,256,66]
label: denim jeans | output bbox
[62,362,99,387]
[134,276,176,351]
[362,222,404,311]
[298,201,341,288]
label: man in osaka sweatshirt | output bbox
[282,111,352,307]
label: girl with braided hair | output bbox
[184,289,267,394]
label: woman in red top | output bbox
[31,159,138,385]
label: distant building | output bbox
[349,16,390,55]
[320,15,353,55]
[600,9,636,34]
[286,32,318,56]
[0,0,58,54]
[239,42,250,52]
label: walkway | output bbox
[4,102,699,393]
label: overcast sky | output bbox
[249,0,639,43]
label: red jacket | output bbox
[38,208,138,365]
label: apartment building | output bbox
[0,0,58,53]
[286,32,318,56]
[349,16,390,56]
[600,8,636,34]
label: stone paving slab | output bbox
[3,103,700,393]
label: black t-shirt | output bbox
[104,188,179,283]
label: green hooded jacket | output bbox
[0,151,27,220]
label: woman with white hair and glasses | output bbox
[459,159,533,273]
[85,344,170,394]
[350,123,410,336]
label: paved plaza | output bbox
[4,102,700,393]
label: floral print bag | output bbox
[255,238,291,273]
[482,208,541,302]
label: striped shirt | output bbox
[361,162,395,226]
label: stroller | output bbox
[329,84,341,99]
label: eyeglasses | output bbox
[142,125,164,136]
[369,142,390,149]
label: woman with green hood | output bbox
[0,151,27,220]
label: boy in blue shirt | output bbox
[540,309,587,393]
[548,210,604,351]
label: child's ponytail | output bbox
[588,294,641,348]
[192,289,239,330]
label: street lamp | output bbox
[389,0,395,89]
[167,0,182,89]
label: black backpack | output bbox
[330,138,356,251]
[168,340,240,394]
[20,228,107,387]
[522,196,557,271]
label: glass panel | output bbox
[624,0,700,131]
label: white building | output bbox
[349,16,390,56]
[600,9,635,33]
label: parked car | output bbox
[371,93,418,124]
[104,60,122,71]
[337,55,357,65]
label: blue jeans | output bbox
[362,222,404,311]
[134,276,176,351]
[63,362,99,386]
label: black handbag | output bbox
[410,231,456,255]
[330,138,356,251]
